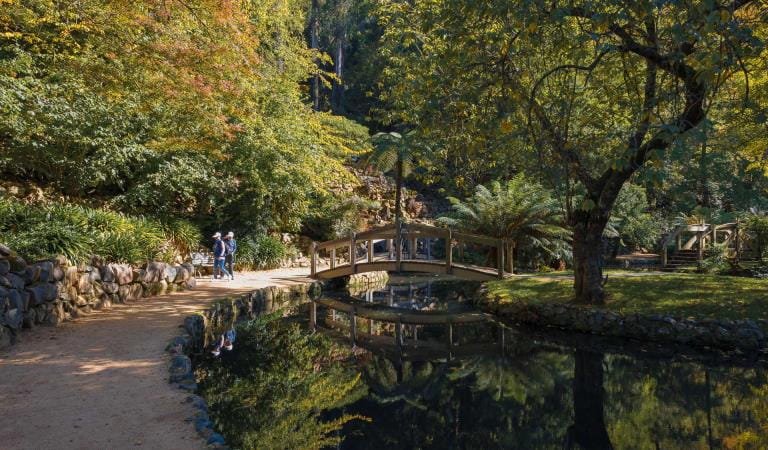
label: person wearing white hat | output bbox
[224,231,237,281]
[212,232,230,280]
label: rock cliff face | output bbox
[0,244,197,350]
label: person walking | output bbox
[212,232,231,281]
[224,231,237,281]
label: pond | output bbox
[201,275,768,449]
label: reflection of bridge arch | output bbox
[311,222,514,281]
[309,297,502,362]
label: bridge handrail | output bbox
[311,220,509,280]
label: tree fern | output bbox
[437,174,570,258]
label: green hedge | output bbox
[0,197,201,265]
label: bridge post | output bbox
[367,239,373,263]
[497,239,505,279]
[310,242,317,277]
[410,236,417,259]
[350,232,357,273]
[697,230,704,270]
[446,229,453,274]
[330,248,336,269]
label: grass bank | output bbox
[487,272,768,321]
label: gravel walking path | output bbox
[0,268,312,450]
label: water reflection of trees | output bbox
[336,340,768,450]
[339,340,575,448]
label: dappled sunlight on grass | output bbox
[489,273,768,320]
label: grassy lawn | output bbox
[487,273,768,321]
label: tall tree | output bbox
[374,0,765,304]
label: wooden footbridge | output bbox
[310,221,513,281]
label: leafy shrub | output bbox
[0,196,202,264]
[160,218,203,257]
[701,243,731,274]
[5,221,93,262]
[305,194,380,240]
[236,235,287,270]
[607,185,664,251]
[742,213,768,261]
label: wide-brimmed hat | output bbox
[212,232,221,238]
[226,231,234,238]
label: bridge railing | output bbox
[310,220,511,279]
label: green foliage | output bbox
[198,314,366,449]
[0,197,200,264]
[305,194,380,240]
[608,185,664,251]
[0,0,370,236]
[235,235,288,271]
[700,243,732,274]
[742,213,768,260]
[437,174,570,258]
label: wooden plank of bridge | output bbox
[350,232,356,273]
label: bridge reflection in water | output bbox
[309,276,506,362]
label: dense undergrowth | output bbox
[197,314,367,449]
[0,196,200,265]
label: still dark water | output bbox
[319,276,768,449]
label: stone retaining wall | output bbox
[0,244,197,349]
[480,291,768,351]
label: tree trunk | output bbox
[698,140,710,207]
[331,26,345,113]
[310,0,320,111]
[394,157,403,223]
[565,350,613,450]
[572,208,610,305]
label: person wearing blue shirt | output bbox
[212,232,230,281]
[224,231,237,281]
[211,328,236,356]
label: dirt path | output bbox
[0,268,312,450]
